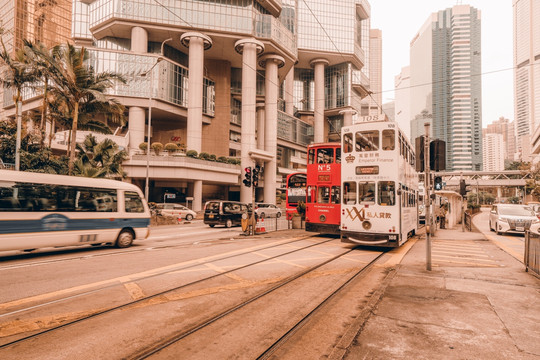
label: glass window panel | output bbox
[378,181,395,206]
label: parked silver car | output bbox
[156,203,197,221]
[253,203,282,218]
[489,204,538,235]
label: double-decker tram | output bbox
[285,172,307,220]
[340,121,418,247]
[305,143,341,234]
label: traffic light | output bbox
[459,179,469,197]
[430,139,446,171]
[243,167,252,187]
[434,176,443,190]
[252,165,260,187]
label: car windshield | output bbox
[498,206,535,216]
[206,202,219,211]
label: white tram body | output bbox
[0,170,151,252]
[340,121,418,247]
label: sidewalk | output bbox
[339,226,540,359]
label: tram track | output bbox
[0,235,335,349]
[125,249,386,359]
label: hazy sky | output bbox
[369,0,514,127]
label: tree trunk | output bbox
[68,102,80,175]
[39,77,48,148]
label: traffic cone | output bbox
[259,218,266,233]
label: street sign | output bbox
[165,193,176,199]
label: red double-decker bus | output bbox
[305,143,341,234]
[285,172,307,220]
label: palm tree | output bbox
[23,40,56,148]
[0,29,39,170]
[47,43,126,174]
[74,134,127,178]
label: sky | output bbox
[369,0,514,127]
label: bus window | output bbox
[317,148,334,164]
[356,130,379,152]
[382,129,395,151]
[359,182,376,202]
[343,133,353,153]
[331,186,340,204]
[343,182,357,205]
[308,148,316,164]
[125,191,145,213]
[307,185,316,203]
[335,148,341,164]
[317,186,330,203]
[378,181,395,206]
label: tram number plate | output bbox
[516,226,524,232]
[80,234,98,242]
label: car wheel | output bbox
[225,219,232,228]
[276,212,281,218]
[209,224,215,228]
[116,229,134,248]
[496,222,502,235]
[185,214,193,221]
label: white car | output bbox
[156,203,197,221]
[489,204,538,235]
[253,203,282,218]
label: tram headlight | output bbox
[319,214,327,222]
[362,220,372,230]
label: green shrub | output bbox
[151,142,163,154]
[186,150,198,158]
[164,143,179,152]
[209,154,217,161]
[139,142,148,151]
[217,156,228,163]
[199,152,210,160]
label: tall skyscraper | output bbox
[514,0,540,159]
[365,28,382,116]
[409,5,482,171]
[482,133,505,172]
[394,66,411,139]
[485,116,516,162]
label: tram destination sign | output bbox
[354,114,388,123]
[356,165,379,175]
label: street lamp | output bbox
[142,38,172,202]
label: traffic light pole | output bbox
[461,172,465,232]
[424,122,432,271]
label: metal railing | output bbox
[525,230,540,278]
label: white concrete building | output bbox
[482,133,505,172]
[394,66,411,140]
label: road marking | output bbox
[252,251,309,269]
[123,282,146,300]
[381,236,418,267]
[0,237,305,314]
[432,254,497,263]
[204,262,246,282]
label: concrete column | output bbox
[131,27,148,53]
[285,67,294,115]
[181,32,213,154]
[497,187,502,201]
[128,106,146,155]
[193,180,203,212]
[256,102,265,150]
[260,54,285,205]
[310,59,328,143]
[339,108,357,127]
[235,38,265,203]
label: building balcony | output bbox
[51,129,129,152]
[277,110,313,147]
[88,0,296,56]
[2,49,216,118]
[123,154,241,185]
